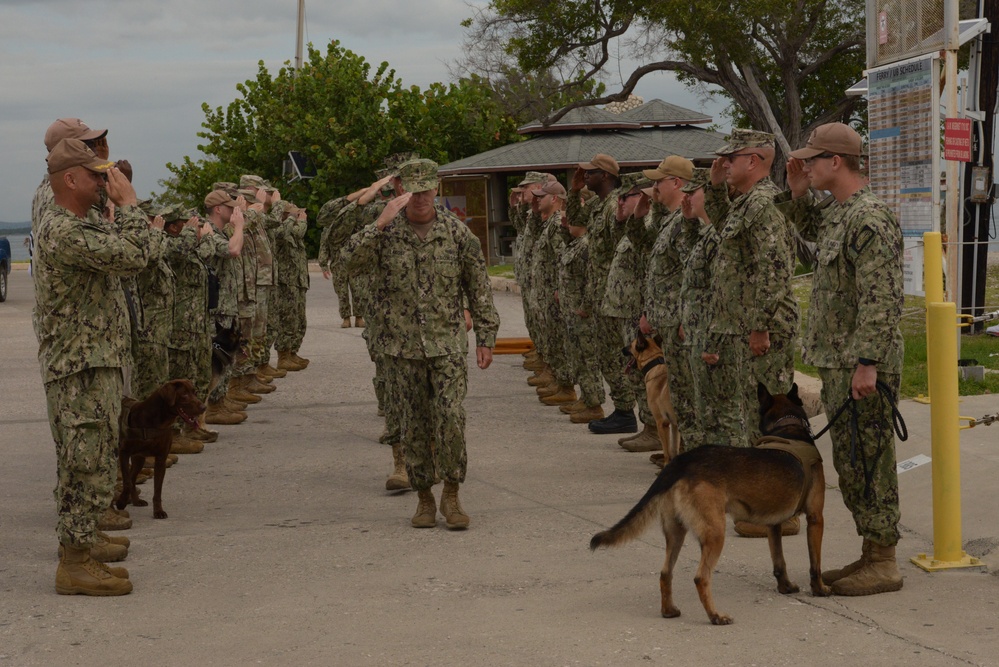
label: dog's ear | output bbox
[757,382,774,412]
[162,380,181,406]
[788,382,803,407]
[634,333,648,352]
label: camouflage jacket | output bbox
[33,202,151,383]
[679,221,720,345]
[567,188,624,313]
[558,235,591,314]
[527,211,567,311]
[515,208,541,290]
[203,225,240,319]
[776,187,904,372]
[705,178,799,336]
[340,204,500,358]
[197,228,233,318]
[275,212,310,289]
[645,208,700,331]
[134,229,174,344]
[164,228,211,347]
[264,200,290,283]
[602,226,645,320]
[245,208,273,287]
[317,196,351,271]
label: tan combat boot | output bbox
[341,318,352,328]
[228,377,261,404]
[439,482,470,530]
[244,374,275,394]
[56,545,132,596]
[385,444,411,491]
[411,489,437,528]
[524,356,546,372]
[170,431,204,455]
[619,424,661,452]
[830,542,903,596]
[277,350,304,372]
[224,394,249,411]
[205,400,246,425]
[59,532,128,563]
[527,368,553,386]
[822,539,874,585]
[353,316,365,328]
[258,362,287,379]
[97,530,130,549]
[290,352,310,368]
[536,380,561,398]
[97,506,132,531]
[541,385,578,406]
[560,399,587,414]
[570,405,605,424]
[187,414,218,442]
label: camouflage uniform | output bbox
[340,195,500,491]
[528,209,571,386]
[132,226,173,400]
[558,234,604,407]
[516,207,543,351]
[317,196,355,320]
[34,200,151,548]
[645,206,704,448]
[273,207,310,354]
[164,223,213,400]
[262,196,290,360]
[776,186,904,545]
[238,206,271,375]
[204,220,241,403]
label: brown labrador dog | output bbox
[116,379,205,519]
[590,383,829,625]
[626,331,680,463]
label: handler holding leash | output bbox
[778,122,905,596]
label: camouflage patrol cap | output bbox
[398,158,439,193]
[714,128,776,156]
[44,118,107,152]
[158,204,192,224]
[240,174,266,190]
[137,199,156,216]
[213,181,239,196]
[681,168,711,193]
[237,187,257,199]
[518,171,548,186]
[375,167,392,179]
[619,172,652,193]
[383,152,420,171]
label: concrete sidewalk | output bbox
[1,267,998,666]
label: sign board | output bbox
[943,118,972,162]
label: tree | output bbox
[457,0,868,158]
[161,40,522,254]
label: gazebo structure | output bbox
[437,98,728,263]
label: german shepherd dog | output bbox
[117,379,206,519]
[590,383,830,625]
[625,331,680,462]
[209,320,242,394]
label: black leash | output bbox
[812,379,908,500]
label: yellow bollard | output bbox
[910,302,981,571]
[923,232,944,304]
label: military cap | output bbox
[578,153,620,176]
[619,172,652,193]
[398,158,439,193]
[789,122,863,159]
[137,199,156,216]
[530,180,567,200]
[46,138,115,174]
[240,174,267,190]
[643,155,693,182]
[158,204,192,224]
[212,181,239,196]
[384,152,420,171]
[237,187,257,199]
[714,128,776,156]
[205,189,238,209]
[375,167,392,179]
[518,171,548,186]
[44,118,107,152]
[681,168,711,193]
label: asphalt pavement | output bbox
[1,265,998,667]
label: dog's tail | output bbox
[589,465,679,551]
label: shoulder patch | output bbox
[851,225,876,255]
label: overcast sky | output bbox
[0,0,728,222]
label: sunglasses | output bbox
[801,153,838,166]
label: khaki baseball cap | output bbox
[205,190,238,209]
[789,123,864,159]
[398,159,439,193]
[578,153,620,176]
[642,156,693,182]
[715,128,775,156]
[46,138,115,174]
[680,168,711,193]
[44,118,107,152]
[530,181,567,200]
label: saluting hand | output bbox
[709,157,727,186]
[376,192,412,230]
[786,159,811,199]
[105,166,138,208]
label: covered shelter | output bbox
[437,99,728,263]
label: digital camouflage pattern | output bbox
[132,228,174,399]
[680,221,720,448]
[558,235,604,407]
[528,210,571,385]
[164,227,212,398]
[273,208,310,353]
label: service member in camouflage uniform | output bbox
[35,139,150,595]
[557,192,605,423]
[567,154,636,435]
[511,172,550,379]
[702,129,799,450]
[131,206,172,401]
[273,203,311,370]
[639,156,701,450]
[780,122,904,596]
[317,189,365,329]
[341,159,500,530]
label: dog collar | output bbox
[639,357,665,377]
[769,414,813,435]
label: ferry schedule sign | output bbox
[943,118,972,162]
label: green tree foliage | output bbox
[160,40,522,255]
[459,0,867,159]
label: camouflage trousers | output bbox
[746,331,797,443]
[660,326,703,450]
[168,336,212,401]
[819,367,902,546]
[693,333,749,447]
[376,352,400,446]
[330,262,353,320]
[522,289,541,354]
[273,283,307,353]
[382,353,468,491]
[593,315,634,413]
[259,285,276,365]
[209,316,238,403]
[132,339,170,401]
[619,318,654,427]
[45,367,123,548]
[537,292,572,385]
[563,310,604,408]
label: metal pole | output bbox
[295,0,305,73]
[943,0,960,308]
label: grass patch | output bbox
[487,264,516,279]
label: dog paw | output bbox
[709,613,733,626]
[778,582,800,595]
[154,511,168,519]
[133,498,148,507]
[812,583,832,597]
[661,606,681,619]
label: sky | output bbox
[0,0,728,223]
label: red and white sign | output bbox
[943,118,972,162]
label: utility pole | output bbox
[295,0,305,73]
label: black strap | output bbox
[639,356,666,377]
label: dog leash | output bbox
[812,380,908,500]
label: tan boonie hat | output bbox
[619,172,652,192]
[578,153,620,176]
[681,168,711,193]
[398,158,439,193]
[44,118,107,151]
[240,174,266,190]
[46,138,115,174]
[715,128,776,156]
[643,155,693,181]
[205,189,238,209]
[518,171,548,186]
[531,181,567,200]
[789,122,864,159]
